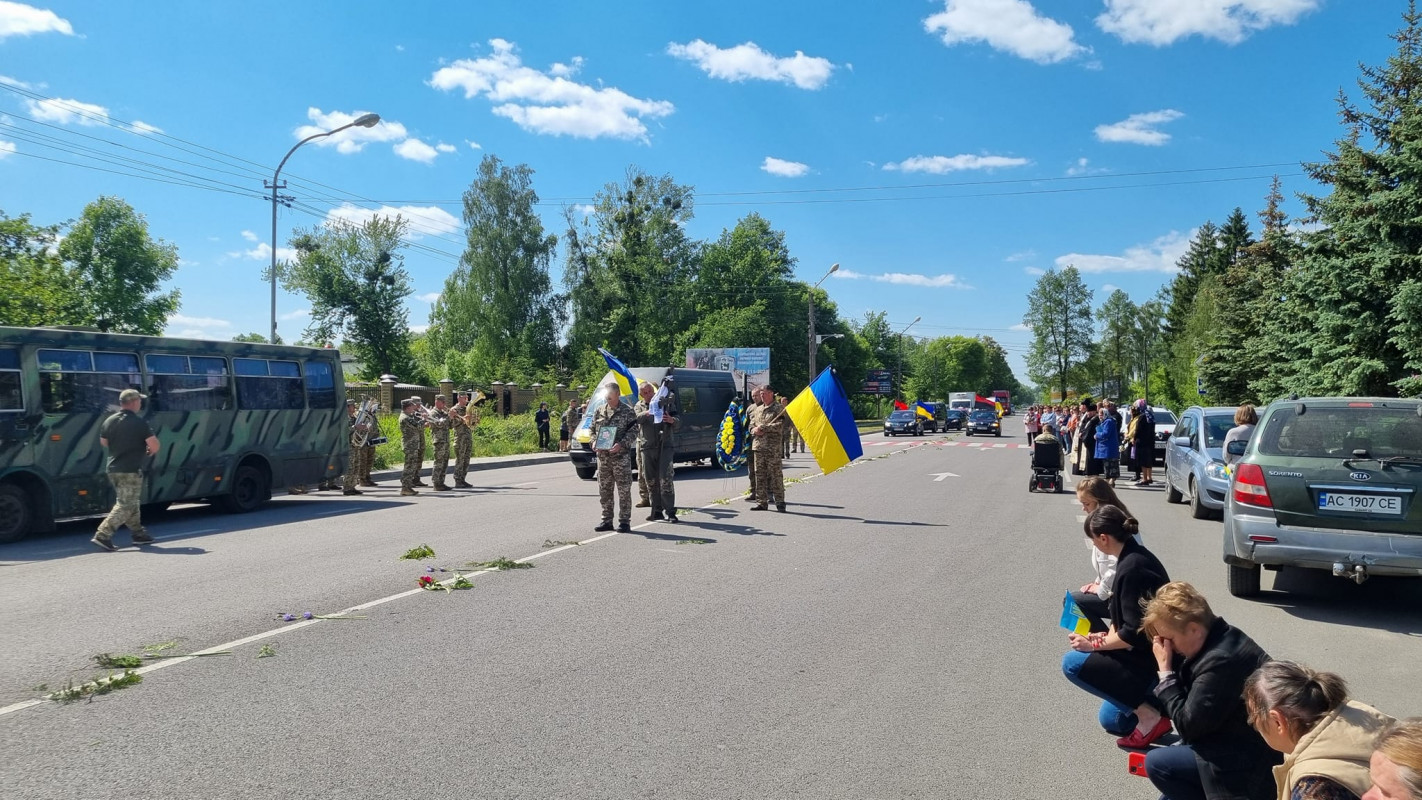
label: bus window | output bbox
[0,348,20,412]
[234,358,305,410]
[145,353,232,412]
[304,360,337,409]
[38,349,140,413]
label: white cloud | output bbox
[240,230,258,242]
[435,142,456,153]
[0,1,74,40]
[417,292,442,304]
[393,137,440,164]
[395,44,405,52]
[229,242,298,262]
[665,40,835,90]
[129,120,162,135]
[924,0,1087,64]
[1102,283,1122,293]
[883,154,1031,174]
[1056,229,1194,274]
[0,74,34,89]
[1066,157,1108,176]
[409,323,431,335]
[429,39,674,142]
[1024,266,1046,276]
[835,269,967,289]
[167,313,232,333]
[280,308,311,321]
[296,107,408,154]
[1005,249,1036,262]
[549,56,584,78]
[25,96,109,126]
[1097,0,1319,46]
[325,203,461,240]
[1095,109,1183,146]
[0,139,14,158]
[572,203,596,217]
[1010,323,1032,331]
[761,156,810,177]
[466,140,482,150]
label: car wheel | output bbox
[0,483,33,544]
[574,464,597,481]
[966,431,973,437]
[1165,476,1183,504]
[1227,563,1262,597]
[1028,476,1036,492]
[995,431,1002,437]
[1189,477,1211,520]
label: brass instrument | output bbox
[352,399,388,447]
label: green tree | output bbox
[978,336,1024,400]
[281,215,416,381]
[427,155,561,384]
[0,210,75,327]
[1131,294,1169,405]
[1096,289,1138,400]
[56,196,180,334]
[852,310,896,369]
[232,332,283,344]
[1024,266,1094,402]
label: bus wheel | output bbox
[217,465,268,514]
[0,484,33,544]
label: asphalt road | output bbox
[2,429,1419,799]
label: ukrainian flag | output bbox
[914,401,934,421]
[598,347,638,397]
[786,366,863,475]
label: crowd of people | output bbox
[1025,400,1159,487]
[1056,476,1421,800]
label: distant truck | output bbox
[949,392,974,411]
[992,390,1013,416]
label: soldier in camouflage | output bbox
[398,397,427,496]
[427,395,452,491]
[748,385,788,512]
[341,399,364,496]
[451,392,474,489]
[92,388,161,551]
[357,401,378,487]
[592,382,638,532]
[634,380,678,523]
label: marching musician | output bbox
[398,397,428,496]
[358,401,380,488]
[341,399,364,496]
[450,392,474,489]
[427,395,453,491]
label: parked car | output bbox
[884,410,923,436]
[966,409,1002,437]
[943,409,966,431]
[569,367,738,480]
[1148,407,1178,467]
[1164,406,1237,520]
[1221,397,1422,598]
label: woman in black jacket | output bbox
[1143,582,1282,800]
[1061,505,1173,744]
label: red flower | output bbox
[418,575,435,587]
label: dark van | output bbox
[569,367,740,480]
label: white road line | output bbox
[509,481,539,488]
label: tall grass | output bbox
[371,411,554,469]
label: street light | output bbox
[896,316,921,399]
[267,112,381,342]
[807,263,840,381]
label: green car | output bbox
[1222,396,1422,597]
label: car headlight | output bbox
[1206,461,1228,481]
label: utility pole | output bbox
[808,263,839,383]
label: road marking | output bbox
[509,481,539,488]
[929,472,960,482]
[992,443,1007,448]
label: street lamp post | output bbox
[267,112,380,342]
[896,316,921,400]
[807,263,839,381]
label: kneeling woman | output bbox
[1061,505,1172,745]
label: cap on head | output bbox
[401,398,416,408]
[434,394,447,403]
[346,399,357,407]
[119,388,146,404]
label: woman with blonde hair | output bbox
[1364,720,1422,800]
[1244,661,1395,800]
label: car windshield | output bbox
[947,410,964,417]
[1257,405,1422,459]
[889,411,915,421]
[970,411,996,421]
[1203,415,1234,448]
[1154,410,1177,425]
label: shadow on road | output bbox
[634,531,722,543]
[787,510,947,528]
[1255,569,1422,635]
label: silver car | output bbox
[1164,406,1236,520]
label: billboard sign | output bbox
[861,369,894,395]
[685,348,771,390]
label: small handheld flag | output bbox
[597,347,638,397]
[786,366,863,475]
[1059,591,1092,635]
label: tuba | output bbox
[352,399,387,447]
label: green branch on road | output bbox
[400,544,437,560]
[464,557,532,571]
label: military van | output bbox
[569,367,739,480]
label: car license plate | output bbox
[1317,492,1403,515]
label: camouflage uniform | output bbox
[428,401,451,489]
[94,405,154,547]
[399,407,426,494]
[342,409,363,493]
[749,399,788,510]
[451,402,473,487]
[593,400,638,526]
[634,392,678,519]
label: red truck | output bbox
[991,390,1013,416]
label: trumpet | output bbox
[352,399,388,447]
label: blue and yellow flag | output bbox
[1059,591,1092,636]
[597,347,638,397]
[786,366,863,475]
[914,401,935,421]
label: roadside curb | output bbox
[369,452,566,483]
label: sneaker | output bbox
[616,522,632,533]
[342,489,363,496]
[400,488,418,496]
[91,536,116,552]
[594,521,614,532]
[131,533,155,545]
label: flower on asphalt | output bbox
[282,613,296,621]
[302,612,314,620]
[418,575,435,588]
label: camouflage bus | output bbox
[0,326,348,543]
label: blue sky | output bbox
[0,1,1406,382]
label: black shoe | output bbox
[616,522,632,533]
[646,511,664,521]
[342,489,363,496]
[750,504,768,511]
[775,505,787,513]
[594,521,614,532]
[91,536,116,552]
[666,514,679,524]
[131,533,155,545]
[453,481,473,489]
[430,484,449,491]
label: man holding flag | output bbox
[748,385,788,512]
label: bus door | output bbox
[35,349,142,517]
[0,346,32,470]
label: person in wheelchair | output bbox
[1031,424,1065,492]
